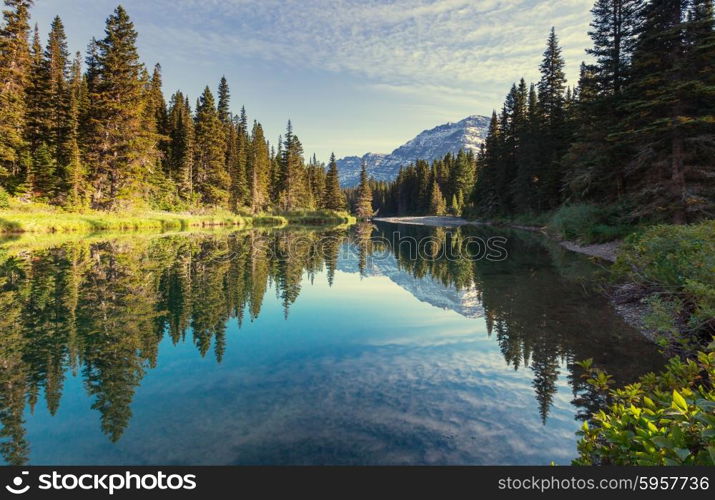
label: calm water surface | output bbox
[0,223,663,465]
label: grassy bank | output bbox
[0,200,355,234]
[473,203,640,244]
[612,220,715,351]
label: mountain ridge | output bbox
[337,115,490,187]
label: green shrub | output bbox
[574,348,715,465]
[548,204,602,240]
[613,221,715,345]
[0,187,9,209]
[547,204,636,244]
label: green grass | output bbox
[0,209,250,234]
[612,220,715,348]
[546,203,639,244]
[0,199,356,234]
[282,209,356,226]
[469,203,640,243]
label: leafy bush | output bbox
[0,187,9,209]
[613,221,715,346]
[547,203,634,243]
[574,348,715,465]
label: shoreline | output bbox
[374,215,656,341]
[0,210,356,235]
[374,216,620,262]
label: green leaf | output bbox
[651,436,673,449]
[673,448,690,462]
[672,390,688,411]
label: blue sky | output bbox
[31,0,594,161]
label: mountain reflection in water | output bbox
[0,223,663,465]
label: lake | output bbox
[0,222,664,465]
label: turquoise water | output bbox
[0,224,663,465]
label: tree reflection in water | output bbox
[0,224,662,465]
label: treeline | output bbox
[375,0,715,224]
[359,150,477,217]
[0,229,350,464]
[0,3,347,212]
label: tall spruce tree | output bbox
[24,25,47,159]
[247,121,270,213]
[536,28,568,209]
[217,76,230,124]
[85,6,149,208]
[428,173,447,216]
[63,52,85,208]
[355,161,373,219]
[619,0,714,223]
[277,121,309,211]
[323,153,345,211]
[473,111,501,215]
[0,0,33,190]
[587,0,640,95]
[44,16,70,166]
[193,86,228,206]
[167,91,194,200]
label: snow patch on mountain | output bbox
[337,250,484,320]
[337,115,490,187]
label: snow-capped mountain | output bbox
[337,247,483,319]
[337,115,490,187]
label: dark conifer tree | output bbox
[64,52,85,208]
[167,92,194,200]
[248,121,270,213]
[0,0,33,190]
[619,0,712,222]
[217,76,230,124]
[44,16,70,166]
[323,153,345,211]
[193,86,228,206]
[536,28,568,209]
[84,6,149,208]
[355,161,373,219]
[24,25,47,160]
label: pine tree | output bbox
[277,121,309,211]
[473,111,501,215]
[84,6,150,209]
[247,121,270,213]
[306,154,324,209]
[0,0,33,190]
[217,76,230,123]
[147,64,168,167]
[63,52,86,208]
[24,25,48,157]
[536,28,568,209]
[193,86,228,206]
[226,121,247,211]
[167,92,194,201]
[44,16,70,166]
[587,0,641,95]
[29,141,55,197]
[355,161,373,219]
[428,175,447,216]
[451,149,475,215]
[618,0,712,223]
[323,153,345,211]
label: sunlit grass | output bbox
[0,199,355,234]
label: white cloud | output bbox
[142,0,594,93]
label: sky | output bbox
[30,0,594,161]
